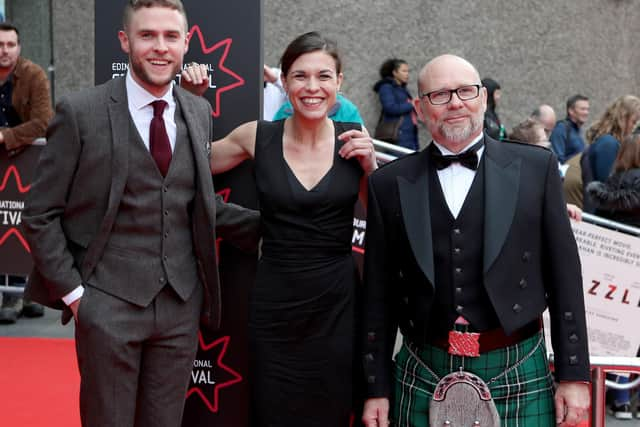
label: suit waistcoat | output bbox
[90,101,200,307]
[427,156,500,335]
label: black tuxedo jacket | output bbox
[362,135,590,397]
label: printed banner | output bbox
[544,220,640,358]
[95,2,261,426]
[0,146,42,276]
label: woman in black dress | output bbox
[183,32,377,426]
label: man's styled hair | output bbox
[0,22,20,43]
[509,118,545,145]
[566,94,589,113]
[123,0,188,32]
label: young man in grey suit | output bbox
[22,1,259,426]
[361,55,590,427]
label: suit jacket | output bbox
[362,135,590,398]
[22,77,259,331]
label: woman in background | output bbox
[373,58,418,150]
[481,77,503,140]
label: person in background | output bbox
[0,21,53,324]
[508,117,550,148]
[373,58,418,150]
[22,1,259,426]
[481,77,503,140]
[182,31,377,427]
[584,95,640,183]
[361,54,590,427]
[263,64,287,121]
[550,94,589,164]
[531,104,557,138]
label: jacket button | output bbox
[453,228,461,235]
[569,333,579,343]
[455,267,462,274]
[564,312,574,321]
[399,270,404,279]
[522,251,531,262]
[569,355,578,365]
[367,332,376,342]
[519,279,527,289]
[512,304,522,313]
[365,353,375,362]
[455,287,462,294]
[454,247,461,254]
[456,305,464,313]
[159,277,166,284]
[408,319,415,328]
[367,375,376,384]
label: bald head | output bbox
[417,54,481,95]
[531,104,556,137]
[413,54,486,151]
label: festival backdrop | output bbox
[0,145,41,276]
[95,1,262,425]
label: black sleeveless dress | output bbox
[249,120,363,427]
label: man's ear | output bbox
[413,98,426,123]
[118,30,130,54]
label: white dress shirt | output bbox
[62,72,177,306]
[431,134,485,219]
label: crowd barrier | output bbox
[374,138,640,427]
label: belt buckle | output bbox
[448,330,480,357]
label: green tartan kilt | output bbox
[393,331,555,426]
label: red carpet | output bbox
[0,337,80,427]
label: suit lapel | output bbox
[173,88,216,224]
[81,78,131,278]
[483,138,520,273]
[397,149,435,286]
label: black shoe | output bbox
[22,299,44,317]
[0,294,23,324]
[607,403,633,420]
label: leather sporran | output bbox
[429,370,500,427]
[374,116,402,144]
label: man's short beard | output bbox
[438,114,484,143]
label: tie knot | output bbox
[151,100,167,118]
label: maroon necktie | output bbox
[149,100,172,176]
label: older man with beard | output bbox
[361,54,590,427]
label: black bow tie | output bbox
[430,141,483,171]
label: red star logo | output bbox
[186,333,243,413]
[0,165,31,192]
[187,26,245,118]
[0,164,31,253]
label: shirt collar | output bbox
[126,71,175,111]
[432,133,484,156]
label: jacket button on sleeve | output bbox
[519,278,527,289]
[512,303,522,313]
[569,333,579,343]
[564,311,574,321]
[569,355,579,365]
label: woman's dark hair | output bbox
[613,134,640,173]
[379,58,407,79]
[280,31,341,76]
[481,77,501,109]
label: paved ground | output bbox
[0,307,634,426]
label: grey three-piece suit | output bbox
[22,76,259,427]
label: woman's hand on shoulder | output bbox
[180,63,209,97]
[338,127,378,175]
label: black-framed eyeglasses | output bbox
[419,84,482,105]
